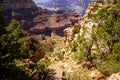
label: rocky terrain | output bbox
[0,0,81,36]
[45,0,120,80]
[1,0,120,80]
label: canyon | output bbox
[36,0,91,16]
[0,0,89,36]
[0,0,120,80]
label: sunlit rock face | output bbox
[36,0,92,16]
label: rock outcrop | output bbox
[31,48,45,62]
[63,0,115,53]
[0,0,81,36]
[108,72,120,80]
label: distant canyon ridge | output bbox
[36,0,91,16]
[0,0,91,36]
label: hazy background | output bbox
[33,0,91,16]
[33,0,49,3]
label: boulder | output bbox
[31,48,45,62]
[108,72,120,80]
[90,69,105,80]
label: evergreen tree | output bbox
[0,7,49,79]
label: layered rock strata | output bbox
[0,0,81,36]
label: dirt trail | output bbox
[46,35,69,80]
[47,46,78,80]
[47,62,64,80]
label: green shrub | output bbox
[36,59,50,79]
[72,52,86,61]
[96,61,120,76]
[107,42,120,62]
[70,41,78,52]
[92,2,120,76]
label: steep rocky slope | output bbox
[0,0,81,36]
[63,0,117,55]
[47,0,120,80]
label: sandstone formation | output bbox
[0,0,81,36]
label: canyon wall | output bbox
[0,0,81,36]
